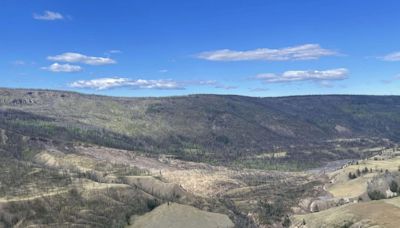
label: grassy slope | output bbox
[327,157,400,198]
[293,155,400,228]
[293,198,400,228]
[128,203,234,228]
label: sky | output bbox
[1,0,400,97]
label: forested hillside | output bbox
[1,88,399,169]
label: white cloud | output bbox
[33,11,64,20]
[197,44,338,61]
[48,52,116,65]
[381,52,400,61]
[255,68,348,83]
[159,69,169,73]
[42,63,82,72]
[69,78,237,90]
[69,78,182,90]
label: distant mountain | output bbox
[1,88,399,168]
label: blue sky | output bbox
[1,0,400,97]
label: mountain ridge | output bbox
[1,88,399,169]
[1,86,399,99]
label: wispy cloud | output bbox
[104,50,122,56]
[48,52,116,65]
[194,80,218,85]
[108,50,122,54]
[381,52,400,61]
[159,69,169,73]
[69,78,182,90]
[255,68,348,83]
[33,11,64,21]
[69,77,236,91]
[197,44,338,61]
[381,74,400,84]
[41,63,82,73]
[249,88,269,92]
[11,60,37,67]
[187,80,237,90]
[215,85,238,90]
[12,60,26,66]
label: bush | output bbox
[282,215,291,227]
[348,172,357,179]
[368,190,386,200]
[215,135,230,145]
[259,200,285,223]
[146,198,159,210]
[389,180,398,193]
[341,221,354,228]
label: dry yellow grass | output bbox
[163,169,245,197]
[124,176,187,199]
[326,157,400,198]
[293,198,400,228]
[34,150,97,172]
[327,173,375,198]
[0,189,69,203]
[383,196,400,208]
[80,179,129,191]
[128,203,234,228]
[329,157,400,180]
[0,179,127,203]
[253,151,287,159]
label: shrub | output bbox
[146,198,159,210]
[341,221,354,228]
[282,215,291,227]
[215,135,230,145]
[368,190,385,200]
[389,180,398,193]
[348,172,357,179]
[258,200,285,224]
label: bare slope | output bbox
[129,203,234,228]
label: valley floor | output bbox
[2,140,400,227]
